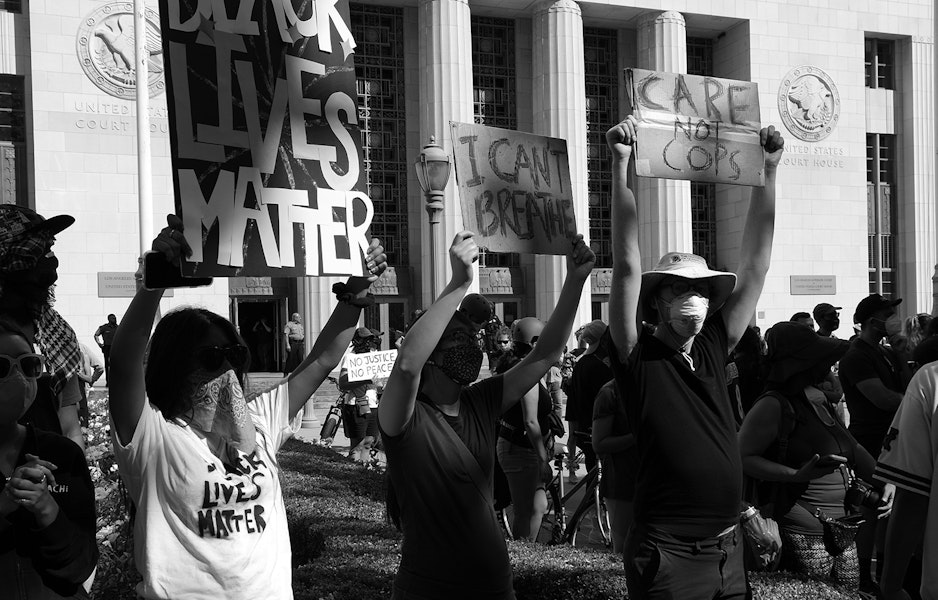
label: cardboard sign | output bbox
[158,0,372,277]
[450,122,577,255]
[626,68,764,187]
[346,350,398,382]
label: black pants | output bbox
[102,344,111,384]
[625,523,750,600]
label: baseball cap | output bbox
[579,319,607,344]
[812,303,842,321]
[0,205,75,272]
[353,326,379,340]
[853,294,902,325]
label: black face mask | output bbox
[430,344,484,386]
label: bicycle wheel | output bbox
[568,492,612,549]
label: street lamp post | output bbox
[414,136,451,301]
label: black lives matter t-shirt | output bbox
[609,313,741,538]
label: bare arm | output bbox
[520,387,548,465]
[286,242,387,421]
[721,127,784,351]
[739,396,841,482]
[56,381,85,451]
[591,414,635,454]
[856,378,904,411]
[605,116,642,360]
[93,328,104,347]
[379,232,477,437]
[501,236,595,411]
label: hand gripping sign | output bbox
[451,122,578,256]
[626,68,765,187]
[158,0,373,277]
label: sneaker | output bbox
[858,579,880,600]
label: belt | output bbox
[640,524,739,553]
[498,421,531,447]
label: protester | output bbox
[604,115,783,599]
[495,317,555,541]
[77,342,104,427]
[892,313,932,367]
[108,216,386,599]
[728,325,766,418]
[739,322,893,589]
[814,303,842,338]
[0,205,85,452]
[339,327,382,459]
[489,325,512,373]
[564,319,610,483]
[791,312,816,330]
[283,312,305,374]
[839,294,912,593]
[875,361,937,600]
[93,314,118,383]
[0,320,98,599]
[591,377,636,554]
[379,231,594,600]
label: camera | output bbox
[844,478,883,510]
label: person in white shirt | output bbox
[108,216,386,600]
[875,362,938,600]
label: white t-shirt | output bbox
[112,382,300,599]
[874,362,938,600]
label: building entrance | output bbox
[233,299,286,373]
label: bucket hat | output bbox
[765,321,850,383]
[640,252,736,321]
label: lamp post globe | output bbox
[414,136,451,301]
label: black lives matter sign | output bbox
[158,0,373,277]
[626,68,764,187]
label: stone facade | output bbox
[0,0,933,348]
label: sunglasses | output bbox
[0,353,44,380]
[496,340,511,345]
[668,280,711,296]
[196,344,249,372]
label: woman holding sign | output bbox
[107,215,387,600]
[379,231,594,600]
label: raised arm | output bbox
[721,127,784,351]
[286,240,387,420]
[606,116,642,360]
[379,232,478,436]
[501,235,594,411]
[108,216,182,445]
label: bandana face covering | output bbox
[188,369,256,456]
[661,293,710,338]
[429,344,484,386]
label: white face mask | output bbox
[884,314,902,337]
[188,369,256,456]
[661,293,710,338]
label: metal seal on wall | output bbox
[75,1,165,99]
[777,65,841,142]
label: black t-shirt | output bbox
[609,313,741,538]
[380,376,514,600]
[838,337,908,450]
[0,426,98,597]
[96,323,118,346]
[567,353,613,427]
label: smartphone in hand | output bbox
[142,251,213,291]
[816,454,848,469]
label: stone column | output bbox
[417,0,477,308]
[299,275,343,430]
[532,0,591,329]
[636,11,692,269]
[900,37,936,312]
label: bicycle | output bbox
[498,433,612,549]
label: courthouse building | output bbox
[0,0,934,370]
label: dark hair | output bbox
[0,317,33,350]
[144,307,250,419]
[790,312,812,322]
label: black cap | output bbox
[813,303,842,321]
[854,294,902,325]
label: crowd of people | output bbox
[0,115,935,600]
